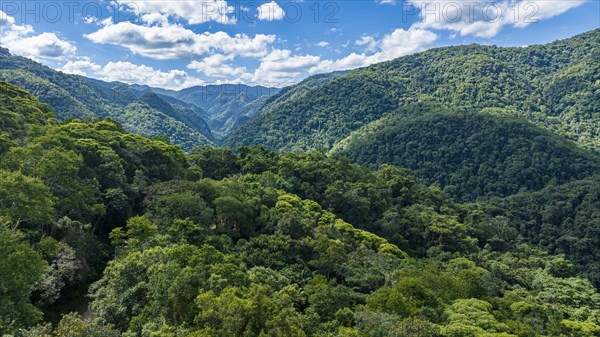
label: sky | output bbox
[1,0,598,89]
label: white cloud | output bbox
[188,54,250,78]
[2,5,437,88]
[124,0,235,25]
[257,1,286,21]
[58,59,101,76]
[97,61,205,90]
[8,32,76,60]
[355,35,379,52]
[410,0,586,38]
[376,0,397,4]
[58,59,206,90]
[252,49,321,84]
[0,10,33,41]
[140,13,169,26]
[0,11,75,61]
[85,21,199,59]
[0,10,15,26]
[66,27,436,88]
[313,28,437,73]
[310,53,372,74]
[85,21,276,60]
[247,27,437,85]
[217,32,277,58]
[376,27,438,60]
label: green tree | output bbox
[443,298,513,337]
[0,170,54,231]
[0,221,47,333]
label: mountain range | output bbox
[227,29,599,152]
[0,48,279,150]
[225,29,600,200]
[1,30,598,198]
[1,28,600,336]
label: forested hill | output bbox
[2,80,600,336]
[0,46,286,147]
[330,108,600,201]
[225,29,600,151]
[155,84,280,139]
[0,48,216,150]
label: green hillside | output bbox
[0,48,214,149]
[490,175,600,289]
[226,29,600,151]
[157,84,280,139]
[330,107,600,201]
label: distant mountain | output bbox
[0,48,214,150]
[156,84,280,139]
[226,29,600,152]
[136,92,212,140]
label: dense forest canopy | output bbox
[1,77,600,337]
[329,106,600,201]
[226,29,600,152]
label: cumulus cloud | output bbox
[61,23,437,89]
[0,10,33,41]
[58,59,101,76]
[98,61,205,90]
[409,0,585,38]
[355,35,379,52]
[316,41,329,47]
[0,10,75,61]
[312,28,437,73]
[0,10,15,25]
[57,58,205,90]
[124,0,235,25]
[376,27,438,60]
[8,32,76,60]
[257,1,286,21]
[85,21,276,60]
[140,13,169,26]
[252,49,321,84]
[246,27,436,85]
[188,54,250,78]
[310,53,372,74]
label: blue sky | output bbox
[1,0,598,89]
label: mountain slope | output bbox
[330,107,600,201]
[491,175,600,288]
[0,69,94,120]
[119,101,212,151]
[137,92,213,141]
[0,80,54,153]
[0,48,213,149]
[226,29,600,151]
[156,84,280,139]
[2,81,600,336]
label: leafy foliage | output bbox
[331,109,600,201]
[492,176,600,289]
